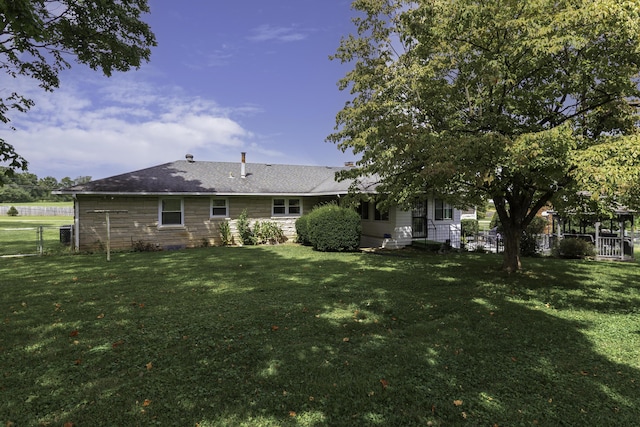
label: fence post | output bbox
[38,226,44,255]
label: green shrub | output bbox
[520,216,548,257]
[307,204,361,252]
[132,240,161,252]
[461,219,478,236]
[552,237,596,259]
[295,215,310,244]
[218,220,232,246]
[253,220,285,245]
[6,206,18,216]
[237,209,255,245]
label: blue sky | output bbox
[2,0,358,181]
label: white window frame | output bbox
[210,198,229,218]
[272,198,302,217]
[434,198,453,221]
[158,198,184,227]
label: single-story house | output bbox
[54,153,462,252]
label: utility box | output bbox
[60,225,73,245]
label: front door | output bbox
[412,200,428,238]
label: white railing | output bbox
[597,237,626,258]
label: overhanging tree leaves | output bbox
[0,0,156,176]
[329,0,640,271]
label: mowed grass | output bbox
[2,246,640,426]
[0,216,73,256]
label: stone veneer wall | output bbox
[75,195,333,251]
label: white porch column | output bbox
[595,221,600,257]
[620,221,625,261]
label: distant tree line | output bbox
[0,168,90,203]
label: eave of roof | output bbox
[52,159,376,196]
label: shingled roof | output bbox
[56,159,375,196]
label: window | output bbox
[374,205,389,221]
[159,198,183,226]
[211,198,228,217]
[435,198,453,220]
[358,201,370,220]
[272,198,302,216]
[288,199,301,215]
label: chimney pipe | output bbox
[241,152,246,178]
[185,154,195,163]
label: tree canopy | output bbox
[0,0,156,176]
[0,168,89,202]
[329,0,640,271]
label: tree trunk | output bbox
[501,224,522,272]
[493,196,525,272]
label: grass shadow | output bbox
[1,246,639,425]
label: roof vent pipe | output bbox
[185,154,195,163]
[241,152,246,178]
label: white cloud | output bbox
[247,24,308,42]
[0,75,264,179]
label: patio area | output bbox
[550,210,636,261]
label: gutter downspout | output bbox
[73,194,80,252]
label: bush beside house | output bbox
[461,219,479,237]
[304,204,361,252]
[295,215,310,245]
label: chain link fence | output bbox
[0,225,73,257]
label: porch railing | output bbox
[596,237,633,259]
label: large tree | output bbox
[329,0,640,271]
[0,0,156,176]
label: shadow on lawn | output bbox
[1,248,640,426]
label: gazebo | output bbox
[549,209,635,261]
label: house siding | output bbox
[428,201,462,248]
[75,195,334,251]
[360,206,413,249]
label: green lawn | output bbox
[0,217,74,256]
[2,245,640,426]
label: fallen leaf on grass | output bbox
[146,362,153,371]
[271,325,279,331]
[96,313,105,319]
[453,399,463,406]
[69,330,79,337]
[112,340,124,349]
[289,411,296,417]
[142,399,151,407]
[63,422,75,427]
[380,379,389,390]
